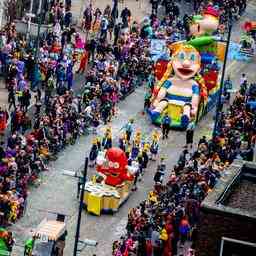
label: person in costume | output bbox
[0,228,14,253]
[89,138,99,167]
[118,133,127,152]
[134,149,144,180]
[76,49,89,74]
[24,237,35,256]
[102,127,112,150]
[124,118,134,143]
[151,44,201,128]
[153,157,166,184]
[125,145,131,159]
[96,137,102,151]
[150,130,160,160]
[142,142,150,170]
[131,163,139,191]
[131,132,141,160]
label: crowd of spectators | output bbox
[5,0,72,27]
[151,0,246,27]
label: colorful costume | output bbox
[118,133,127,152]
[131,130,142,160]
[102,128,112,150]
[89,138,99,167]
[150,131,160,160]
[142,143,150,169]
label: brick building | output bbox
[196,160,256,256]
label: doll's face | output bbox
[190,15,219,36]
[172,46,201,80]
[104,148,128,177]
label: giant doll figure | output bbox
[189,5,219,38]
[97,147,134,186]
[188,5,223,92]
[150,44,201,128]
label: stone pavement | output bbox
[71,0,194,25]
[71,0,152,23]
[0,79,8,109]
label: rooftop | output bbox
[201,160,256,219]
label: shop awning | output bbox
[34,219,66,241]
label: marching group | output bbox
[89,119,161,190]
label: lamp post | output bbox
[34,0,43,61]
[212,23,232,138]
[0,1,4,28]
[26,0,35,40]
[73,157,88,256]
[63,157,97,256]
[31,0,43,90]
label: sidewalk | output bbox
[71,0,152,26]
[0,79,8,109]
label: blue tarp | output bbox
[150,39,170,62]
[228,42,252,62]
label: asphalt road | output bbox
[9,0,256,255]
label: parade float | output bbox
[239,20,256,57]
[84,147,135,216]
[149,5,227,129]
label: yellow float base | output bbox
[83,181,133,216]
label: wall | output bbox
[196,209,256,256]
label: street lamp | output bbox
[31,0,44,90]
[73,157,88,255]
[212,23,232,138]
[34,0,43,62]
[0,1,4,28]
[63,157,98,255]
[26,0,36,40]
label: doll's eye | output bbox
[113,162,120,169]
[179,51,186,60]
[109,161,114,167]
[190,53,196,62]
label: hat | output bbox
[204,5,219,18]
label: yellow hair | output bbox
[152,130,160,140]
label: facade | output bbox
[196,160,256,256]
